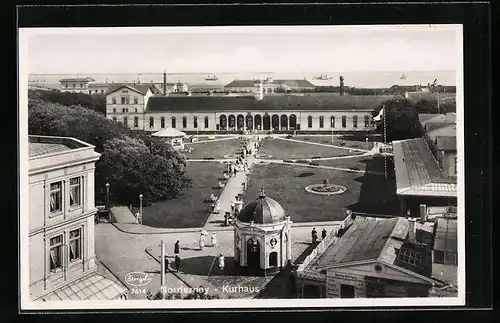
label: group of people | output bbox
[199,231,218,250]
[210,200,221,213]
[311,227,328,244]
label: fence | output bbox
[296,213,355,272]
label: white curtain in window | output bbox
[50,249,57,268]
[69,240,76,259]
[69,189,74,205]
[50,195,56,211]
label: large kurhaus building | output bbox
[105,80,391,133]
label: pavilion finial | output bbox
[259,185,266,198]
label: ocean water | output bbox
[28,71,456,89]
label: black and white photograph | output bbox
[19,24,465,310]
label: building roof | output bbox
[38,273,128,301]
[433,218,457,253]
[419,113,456,127]
[237,188,287,224]
[315,217,406,267]
[59,77,94,82]
[427,124,457,142]
[106,84,154,96]
[225,80,260,88]
[435,136,457,151]
[151,127,187,138]
[145,94,389,112]
[29,136,89,157]
[392,138,457,197]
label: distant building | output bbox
[225,78,316,94]
[59,77,95,93]
[105,84,156,130]
[392,137,457,218]
[295,216,437,298]
[28,135,128,301]
[419,113,457,177]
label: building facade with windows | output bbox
[59,77,95,93]
[105,84,156,130]
[225,78,316,93]
[28,135,128,301]
[106,83,390,133]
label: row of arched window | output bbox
[308,115,370,128]
[111,115,371,129]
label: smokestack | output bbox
[419,204,427,222]
[339,76,345,96]
[408,219,416,243]
[163,71,167,95]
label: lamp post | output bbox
[105,182,110,209]
[139,193,143,225]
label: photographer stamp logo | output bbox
[125,272,152,287]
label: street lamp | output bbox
[105,183,110,209]
[139,193,143,225]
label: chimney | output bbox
[163,71,167,95]
[408,219,417,243]
[419,204,427,222]
[339,76,345,96]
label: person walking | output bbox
[311,227,318,244]
[215,200,221,213]
[233,167,237,177]
[321,229,327,240]
[175,255,181,272]
[218,254,225,272]
[199,232,205,250]
[164,256,169,273]
[174,240,180,255]
[211,232,217,247]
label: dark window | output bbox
[319,116,324,128]
[161,117,165,128]
[112,97,116,104]
[364,115,370,128]
[342,116,347,128]
[112,108,116,113]
[69,229,81,262]
[331,116,335,128]
[398,248,422,266]
[193,117,198,129]
[172,117,176,128]
[49,235,63,271]
[308,116,312,128]
[353,116,358,128]
[121,97,126,104]
[134,117,139,127]
[123,117,128,127]
[134,97,138,104]
[183,117,187,128]
[69,177,81,207]
[49,182,62,213]
[112,117,117,122]
[204,116,209,128]
[149,117,154,128]
[122,108,126,113]
[433,250,444,264]
[340,284,355,298]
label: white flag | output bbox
[373,107,385,122]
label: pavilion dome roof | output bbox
[237,187,287,225]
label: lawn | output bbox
[242,163,363,222]
[257,138,359,160]
[315,155,371,172]
[292,135,375,150]
[140,162,227,228]
[183,138,244,159]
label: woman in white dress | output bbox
[218,254,225,272]
[199,232,205,250]
[211,232,217,247]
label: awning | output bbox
[38,273,128,301]
[151,128,186,138]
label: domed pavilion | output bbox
[233,186,293,276]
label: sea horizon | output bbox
[28,70,456,89]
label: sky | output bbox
[25,25,460,74]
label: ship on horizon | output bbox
[205,73,218,81]
[313,74,333,80]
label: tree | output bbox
[28,89,106,115]
[372,98,423,142]
[29,99,191,204]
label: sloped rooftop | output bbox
[433,217,457,253]
[393,138,457,197]
[145,94,390,112]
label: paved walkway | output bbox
[203,155,257,230]
[184,136,239,145]
[110,206,137,224]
